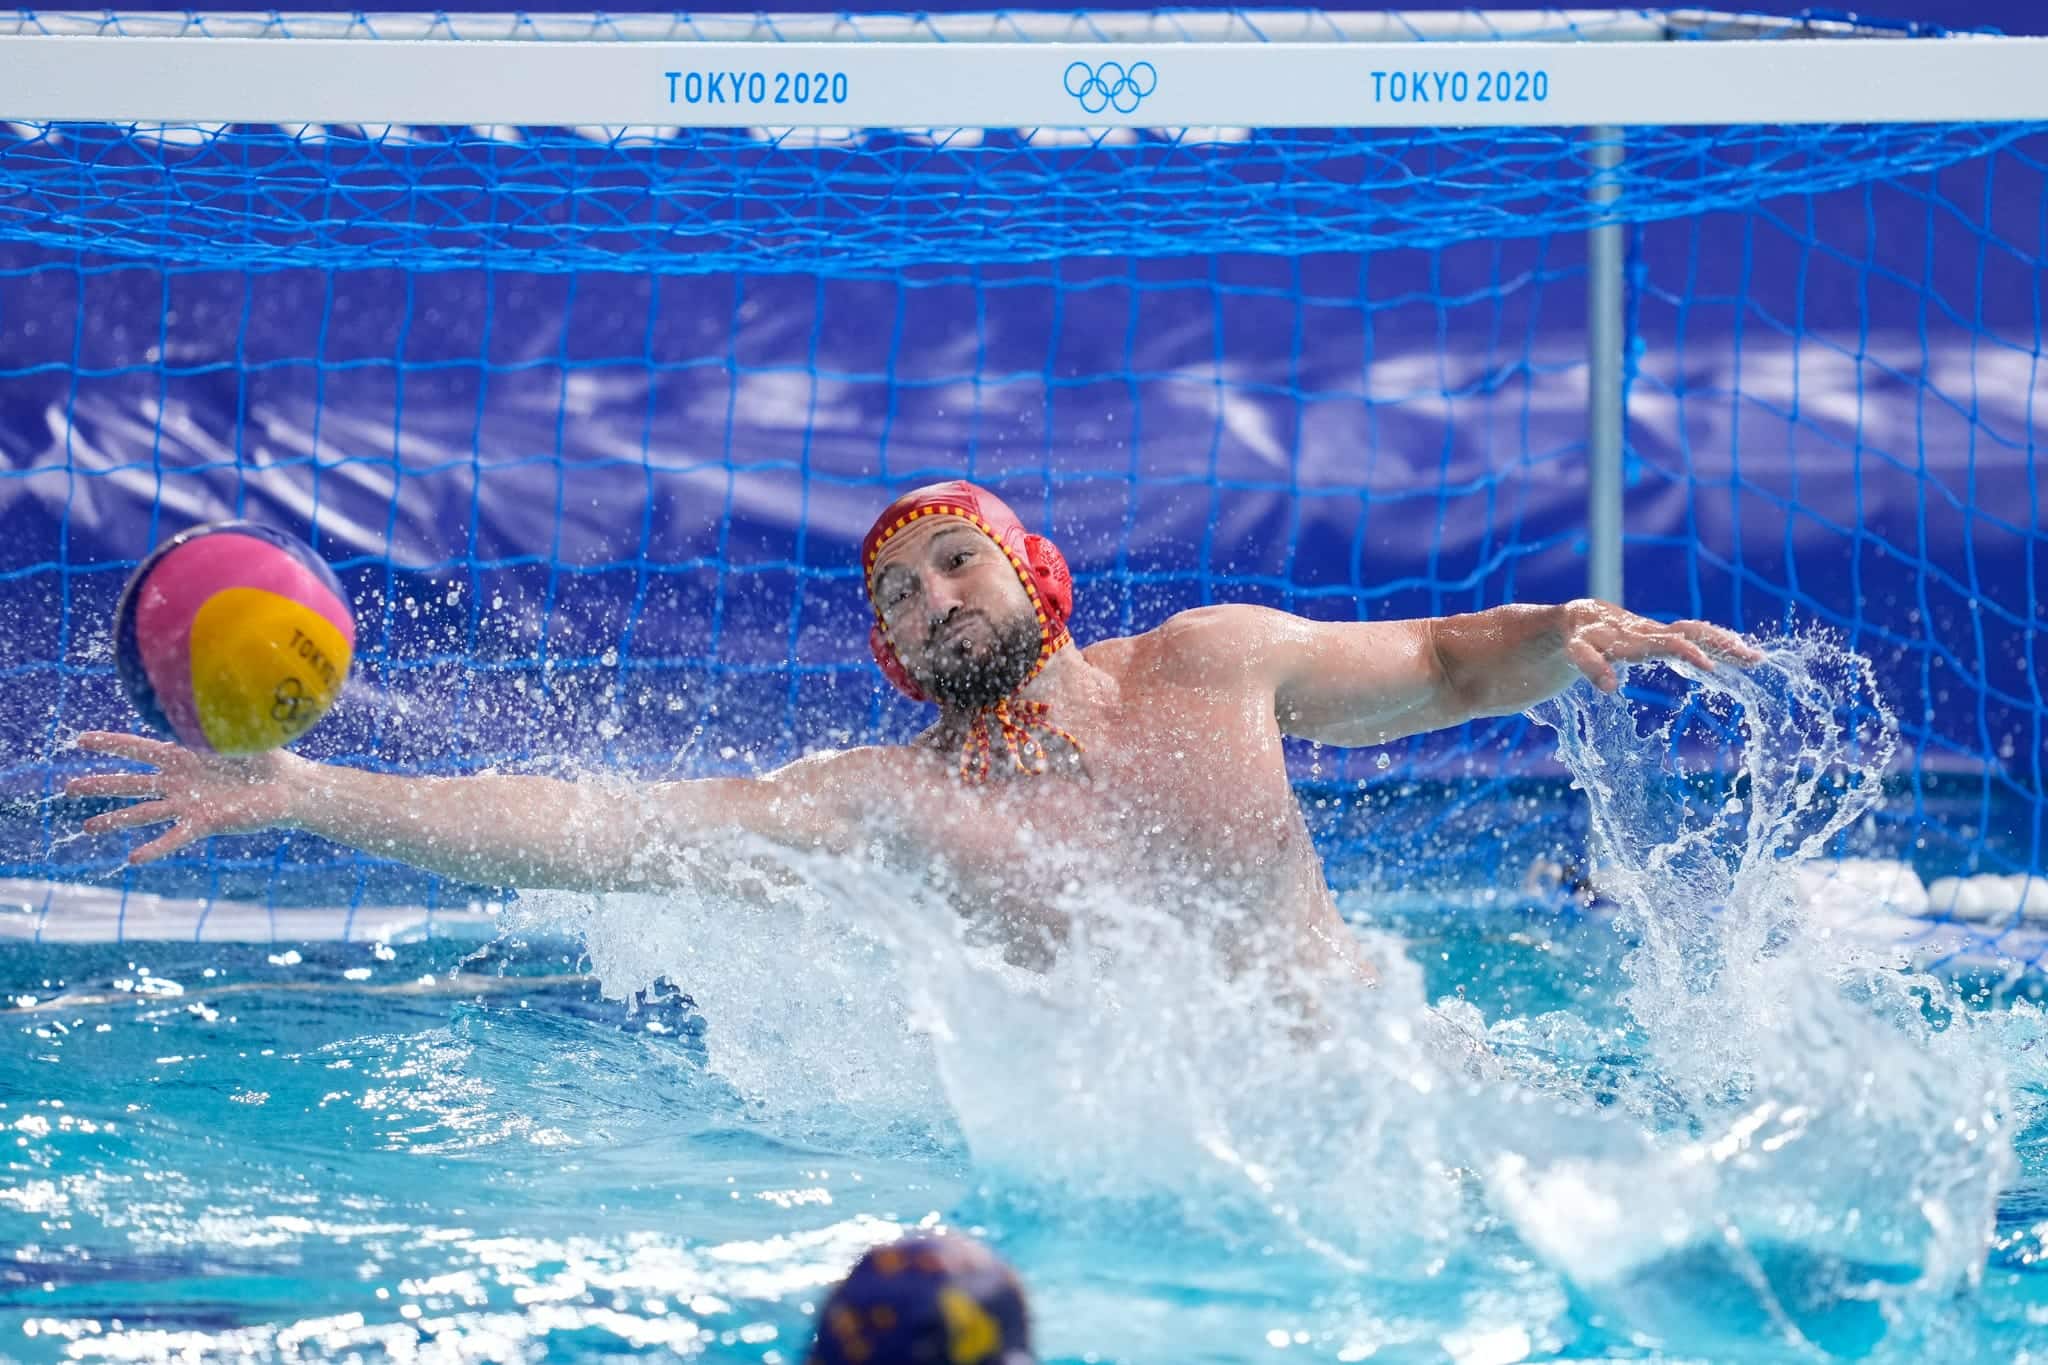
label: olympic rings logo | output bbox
[1062,60,1157,115]
[271,675,309,725]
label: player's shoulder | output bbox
[1086,604,1291,680]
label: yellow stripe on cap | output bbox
[188,587,352,754]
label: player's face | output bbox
[870,520,1041,707]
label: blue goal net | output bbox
[1,10,2044,937]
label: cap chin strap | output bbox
[949,634,1084,782]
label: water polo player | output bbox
[70,481,1760,978]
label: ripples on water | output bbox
[8,637,2048,1362]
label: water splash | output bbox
[519,632,2018,1359]
[522,846,1478,1272]
[1533,635,1897,1103]
[1507,634,2013,1354]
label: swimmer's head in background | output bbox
[807,1234,1035,1365]
[861,481,1075,705]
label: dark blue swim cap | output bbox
[807,1234,1035,1365]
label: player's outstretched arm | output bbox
[66,732,887,892]
[1172,600,1760,747]
[1422,599,1761,714]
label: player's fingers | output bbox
[65,773,163,799]
[84,801,180,834]
[1597,632,1663,661]
[1566,637,1619,693]
[1660,636,1717,673]
[1604,631,1714,674]
[1734,642,1765,665]
[72,732,178,766]
[129,823,203,865]
[1680,620,1764,663]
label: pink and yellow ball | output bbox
[114,522,355,755]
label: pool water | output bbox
[3,891,2046,1364]
[7,641,2048,1363]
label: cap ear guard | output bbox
[1021,533,1072,624]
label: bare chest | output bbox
[904,682,1326,956]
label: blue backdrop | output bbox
[1,11,2043,908]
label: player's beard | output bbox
[920,607,1042,710]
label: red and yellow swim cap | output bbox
[861,481,1074,703]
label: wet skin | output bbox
[70,516,1759,985]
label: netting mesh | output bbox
[1,12,2044,938]
[1,121,2037,273]
[1623,139,2048,883]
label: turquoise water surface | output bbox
[7,645,2048,1363]
[4,898,2047,1363]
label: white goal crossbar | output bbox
[0,8,2044,127]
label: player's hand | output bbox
[66,732,306,864]
[1558,599,1764,694]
